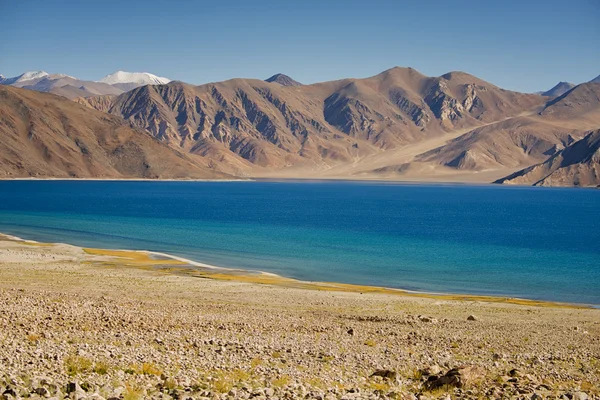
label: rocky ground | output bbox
[0,236,598,399]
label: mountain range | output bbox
[1,67,599,186]
[0,71,172,99]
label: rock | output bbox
[34,387,49,396]
[467,315,477,321]
[264,387,274,397]
[347,328,354,336]
[421,365,441,376]
[65,382,84,395]
[571,392,588,400]
[425,366,483,389]
[531,394,543,400]
[508,368,520,377]
[370,370,397,380]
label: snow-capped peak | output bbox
[0,71,50,85]
[98,71,171,86]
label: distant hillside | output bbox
[0,86,228,179]
[265,74,302,86]
[0,70,172,99]
[542,81,575,97]
[78,67,545,178]
[496,129,600,187]
[4,66,600,186]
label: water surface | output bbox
[0,180,598,305]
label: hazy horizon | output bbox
[1,0,599,92]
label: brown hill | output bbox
[77,67,545,178]
[495,129,600,187]
[539,82,600,123]
[404,83,600,179]
[0,86,229,179]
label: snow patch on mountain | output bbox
[98,71,171,86]
[0,71,50,85]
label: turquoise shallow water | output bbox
[0,180,598,305]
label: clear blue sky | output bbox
[1,0,598,92]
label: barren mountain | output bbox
[496,129,600,187]
[542,81,575,97]
[265,74,302,86]
[78,67,546,179]
[539,82,600,123]
[5,67,600,185]
[0,86,228,179]
[403,83,600,179]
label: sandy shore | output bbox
[0,234,598,400]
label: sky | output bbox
[0,0,598,92]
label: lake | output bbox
[0,180,598,305]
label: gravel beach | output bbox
[0,234,598,399]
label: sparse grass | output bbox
[250,358,263,368]
[26,334,40,344]
[141,362,162,376]
[64,355,93,376]
[411,368,423,381]
[368,381,390,392]
[425,384,452,395]
[306,377,325,389]
[164,378,178,391]
[272,375,291,388]
[93,360,110,375]
[271,351,282,359]
[213,376,233,393]
[364,339,376,347]
[122,362,162,376]
[123,383,144,400]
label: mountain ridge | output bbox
[495,129,600,187]
[0,86,229,179]
[2,66,599,186]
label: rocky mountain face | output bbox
[496,129,600,187]
[0,86,228,179]
[410,82,600,175]
[77,67,546,177]
[265,74,302,86]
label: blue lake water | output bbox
[0,180,598,305]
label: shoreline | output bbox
[1,176,597,190]
[0,232,591,309]
[1,230,599,399]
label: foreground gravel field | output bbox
[0,235,598,399]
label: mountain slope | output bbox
[0,86,228,179]
[540,82,600,122]
[542,81,575,97]
[78,67,545,178]
[496,129,600,187]
[410,82,600,175]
